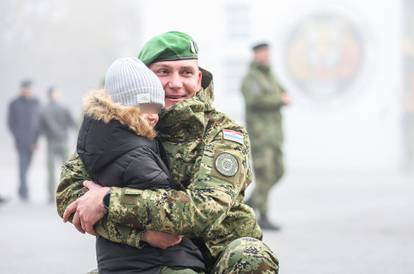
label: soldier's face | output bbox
[21,88,33,98]
[51,90,61,101]
[254,48,271,66]
[150,60,202,109]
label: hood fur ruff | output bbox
[83,90,156,139]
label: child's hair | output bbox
[83,90,156,139]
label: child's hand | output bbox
[142,230,183,249]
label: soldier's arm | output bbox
[56,154,90,218]
[241,76,284,110]
[105,132,251,238]
[7,103,16,136]
[37,112,47,138]
[57,154,147,247]
[94,218,145,249]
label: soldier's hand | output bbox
[142,231,183,249]
[76,181,109,235]
[63,180,109,235]
[72,210,86,234]
[63,200,85,233]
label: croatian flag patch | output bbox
[223,129,244,145]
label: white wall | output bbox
[1,0,403,172]
[254,0,403,171]
[140,0,403,172]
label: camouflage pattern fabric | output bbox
[211,237,278,274]
[56,69,278,272]
[46,139,68,203]
[241,62,286,215]
[161,237,278,274]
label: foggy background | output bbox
[0,0,406,170]
[1,0,413,273]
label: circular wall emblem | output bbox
[215,153,239,177]
[283,11,367,100]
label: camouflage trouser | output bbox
[46,139,68,203]
[86,237,278,274]
[250,142,284,215]
[209,237,278,274]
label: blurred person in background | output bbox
[7,79,40,201]
[0,195,8,205]
[38,86,77,203]
[241,43,291,230]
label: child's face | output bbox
[140,103,160,128]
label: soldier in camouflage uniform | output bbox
[241,43,291,230]
[57,32,278,273]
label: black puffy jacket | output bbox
[77,116,172,190]
[77,91,172,190]
[76,91,205,274]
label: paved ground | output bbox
[1,160,413,273]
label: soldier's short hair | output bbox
[20,79,32,89]
[252,42,269,52]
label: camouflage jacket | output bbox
[241,62,286,145]
[56,69,262,259]
[241,61,286,112]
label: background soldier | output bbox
[7,79,40,201]
[241,42,291,230]
[38,87,77,203]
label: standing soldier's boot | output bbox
[259,213,281,231]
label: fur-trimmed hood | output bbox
[83,90,155,139]
[77,90,163,180]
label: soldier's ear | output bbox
[196,69,202,90]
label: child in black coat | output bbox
[76,57,205,274]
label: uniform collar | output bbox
[251,61,271,74]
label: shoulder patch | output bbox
[223,129,244,145]
[215,152,239,177]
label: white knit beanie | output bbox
[104,57,165,107]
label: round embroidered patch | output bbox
[215,153,239,177]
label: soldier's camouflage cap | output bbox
[138,31,199,66]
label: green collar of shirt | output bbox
[250,61,271,74]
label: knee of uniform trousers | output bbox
[211,237,279,274]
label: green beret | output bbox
[138,31,199,66]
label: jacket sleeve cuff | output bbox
[96,216,146,249]
[107,187,148,229]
